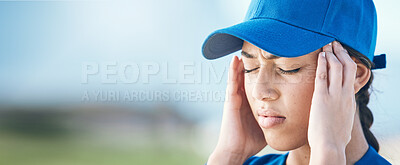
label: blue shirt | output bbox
[243,145,391,165]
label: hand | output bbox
[308,41,358,154]
[208,56,267,165]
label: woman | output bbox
[201,0,390,164]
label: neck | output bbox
[286,112,369,165]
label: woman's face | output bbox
[242,41,322,151]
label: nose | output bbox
[251,67,280,101]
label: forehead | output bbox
[241,41,276,59]
[241,41,321,60]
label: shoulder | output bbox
[242,145,392,165]
[355,145,392,165]
[243,152,289,165]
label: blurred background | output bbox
[0,0,399,164]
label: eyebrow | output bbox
[241,50,281,60]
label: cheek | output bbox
[282,69,316,108]
[282,81,315,125]
[286,81,314,106]
[244,78,252,96]
[279,82,315,141]
[244,78,254,104]
[244,78,259,117]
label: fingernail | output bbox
[328,42,332,46]
[321,52,326,58]
[230,56,236,66]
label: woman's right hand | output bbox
[207,56,267,165]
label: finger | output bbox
[332,41,357,92]
[237,58,251,109]
[322,42,333,91]
[228,55,239,83]
[325,50,343,95]
[227,56,240,99]
[238,57,245,92]
[323,42,334,54]
[314,52,328,95]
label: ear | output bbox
[352,57,371,94]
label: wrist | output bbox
[207,148,249,165]
[310,144,346,165]
[310,137,348,152]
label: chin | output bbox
[264,131,307,151]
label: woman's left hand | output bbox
[308,41,358,161]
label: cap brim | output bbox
[202,18,335,60]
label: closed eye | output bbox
[244,67,301,74]
[244,67,300,74]
[278,68,301,74]
[244,67,259,73]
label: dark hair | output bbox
[341,43,380,152]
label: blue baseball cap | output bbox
[202,0,386,69]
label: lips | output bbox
[257,109,286,118]
[257,109,286,129]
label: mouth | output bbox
[258,116,286,129]
[257,109,286,129]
